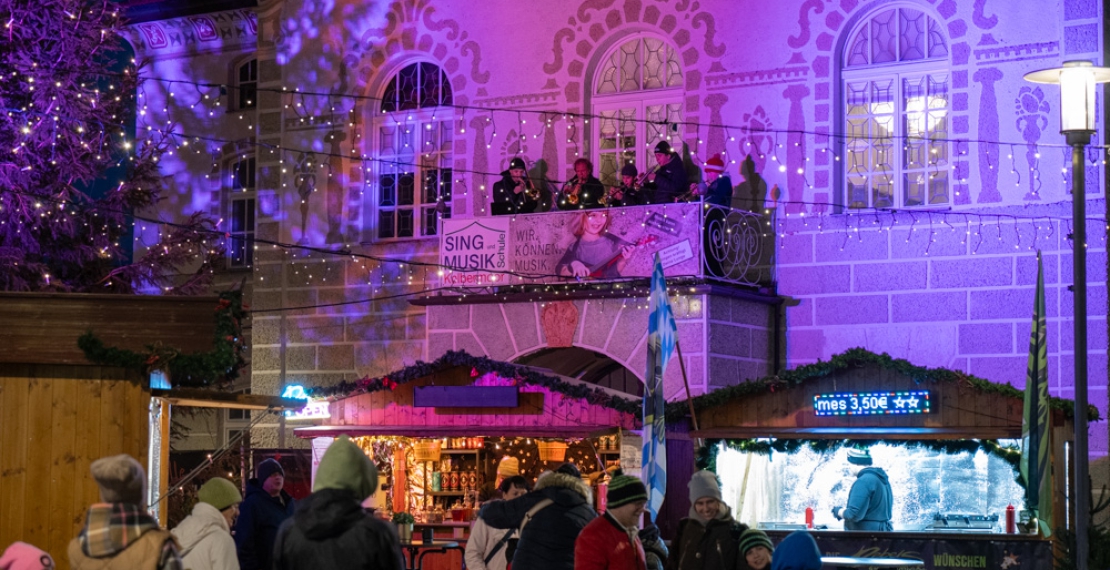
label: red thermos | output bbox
[805,507,814,529]
[1005,504,1016,534]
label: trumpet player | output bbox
[645,140,689,203]
[557,158,604,210]
[492,157,539,215]
[606,163,651,207]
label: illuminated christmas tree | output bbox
[0,0,219,293]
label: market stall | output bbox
[676,349,1093,569]
[295,351,643,570]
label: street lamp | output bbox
[1025,60,1110,570]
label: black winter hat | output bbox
[555,462,581,478]
[257,458,284,482]
[653,140,673,154]
[509,157,527,171]
[620,164,638,177]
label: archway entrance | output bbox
[515,347,643,397]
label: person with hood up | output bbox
[573,473,647,570]
[68,454,183,570]
[272,435,404,570]
[233,458,294,570]
[769,531,821,570]
[736,529,774,570]
[831,448,893,531]
[480,463,597,570]
[663,470,747,570]
[171,477,242,570]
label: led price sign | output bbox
[813,390,931,416]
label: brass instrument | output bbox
[561,178,582,206]
[634,163,661,186]
[676,182,705,202]
[598,185,618,206]
[518,176,540,201]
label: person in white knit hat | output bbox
[664,470,747,570]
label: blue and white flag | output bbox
[643,253,676,522]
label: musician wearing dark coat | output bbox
[492,157,539,215]
[556,210,635,279]
[645,140,688,203]
[606,164,652,207]
[557,158,604,210]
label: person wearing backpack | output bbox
[466,476,531,570]
[479,463,596,570]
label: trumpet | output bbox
[561,178,582,206]
[517,176,540,201]
[634,163,661,186]
[598,185,620,206]
[676,182,705,203]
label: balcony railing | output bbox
[437,202,772,289]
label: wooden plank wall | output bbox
[0,364,150,570]
[0,292,217,365]
[697,365,1030,437]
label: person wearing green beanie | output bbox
[573,473,647,570]
[271,436,404,570]
[736,529,774,570]
[171,477,242,570]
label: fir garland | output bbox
[305,350,642,417]
[664,347,1100,423]
[77,289,247,387]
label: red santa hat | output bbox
[704,153,726,174]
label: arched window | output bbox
[591,37,683,188]
[841,6,950,209]
[371,62,453,240]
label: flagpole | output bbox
[674,340,702,451]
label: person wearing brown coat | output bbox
[664,471,747,570]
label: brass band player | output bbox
[492,157,539,215]
[605,163,652,206]
[644,140,689,203]
[557,158,604,210]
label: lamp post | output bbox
[1025,60,1110,570]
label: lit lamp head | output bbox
[1024,60,1110,146]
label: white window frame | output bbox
[226,155,256,268]
[590,36,684,188]
[840,6,950,210]
[368,63,453,242]
[232,58,257,111]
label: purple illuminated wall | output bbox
[126,0,1108,467]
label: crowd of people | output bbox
[0,441,882,570]
[491,141,734,216]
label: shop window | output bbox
[841,6,950,209]
[370,63,453,240]
[591,37,683,188]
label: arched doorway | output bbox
[515,346,643,397]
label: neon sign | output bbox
[813,390,931,416]
[282,384,330,420]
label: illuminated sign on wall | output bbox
[282,384,330,420]
[813,390,931,416]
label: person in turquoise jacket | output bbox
[831,448,893,531]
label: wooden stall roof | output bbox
[0,292,218,365]
[690,361,1073,440]
[296,364,639,439]
[152,387,305,411]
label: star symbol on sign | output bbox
[893,397,907,408]
[906,395,920,409]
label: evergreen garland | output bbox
[712,437,1023,469]
[306,350,642,416]
[664,347,1099,422]
[77,289,247,387]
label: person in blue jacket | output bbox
[831,448,893,531]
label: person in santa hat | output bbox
[693,154,733,207]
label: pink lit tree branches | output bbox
[0,0,220,293]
